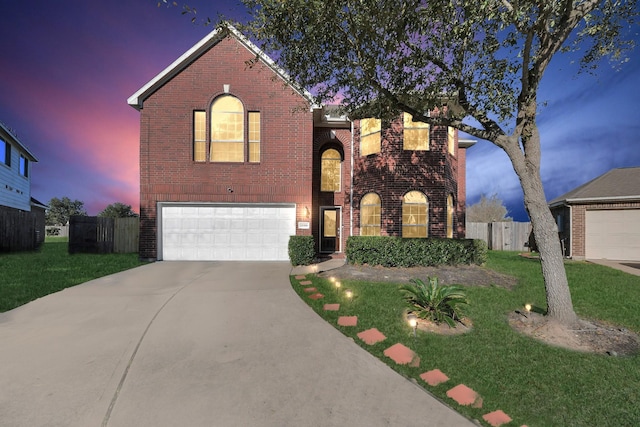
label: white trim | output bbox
[128,23,317,110]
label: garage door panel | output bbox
[586,209,640,261]
[161,204,296,261]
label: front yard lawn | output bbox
[292,252,640,426]
[0,239,145,313]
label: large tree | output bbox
[45,197,87,226]
[239,0,637,325]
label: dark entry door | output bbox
[320,207,341,253]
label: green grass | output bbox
[0,239,146,312]
[292,251,640,426]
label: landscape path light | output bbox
[407,313,418,337]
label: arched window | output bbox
[403,113,429,151]
[447,194,455,238]
[402,191,428,238]
[321,148,341,192]
[360,118,381,156]
[360,193,381,236]
[210,95,244,162]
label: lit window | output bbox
[321,148,341,192]
[248,112,260,163]
[402,191,428,238]
[403,113,429,151]
[447,194,455,238]
[1,139,10,166]
[193,111,206,162]
[448,127,456,155]
[19,155,28,178]
[210,95,244,162]
[360,118,381,156]
[360,193,381,236]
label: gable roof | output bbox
[127,22,317,110]
[549,167,640,206]
[0,121,38,162]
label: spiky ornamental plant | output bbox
[400,277,469,327]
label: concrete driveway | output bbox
[0,262,473,427]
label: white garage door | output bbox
[585,209,640,261]
[161,204,296,261]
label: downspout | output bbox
[350,119,354,243]
[567,203,572,258]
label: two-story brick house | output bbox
[128,24,474,261]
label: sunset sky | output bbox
[1,1,639,220]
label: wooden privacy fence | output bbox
[69,216,139,254]
[466,221,532,252]
[0,209,41,252]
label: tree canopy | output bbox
[45,197,87,226]
[239,0,638,325]
[97,202,139,218]
[467,194,512,223]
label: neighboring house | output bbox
[0,121,43,248]
[549,167,640,261]
[128,24,474,261]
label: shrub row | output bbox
[288,235,315,266]
[345,236,488,267]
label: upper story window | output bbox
[1,138,10,166]
[210,95,244,162]
[321,148,341,192]
[447,194,455,238]
[194,111,206,162]
[402,190,428,238]
[193,95,261,163]
[448,127,456,155]
[360,192,381,236]
[248,112,261,163]
[19,155,28,178]
[403,113,429,151]
[360,118,381,156]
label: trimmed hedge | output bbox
[345,236,487,267]
[288,235,315,266]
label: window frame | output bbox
[19,155,28,178]
[193,110,207,162]
[403,113,429,151]
[210,95,245,163]
[402,190,428,238]
[446,194,455,238]
[360,118,381,156]
[1,139,10,167]
[320,148,342,192]
[248,111,261,163]
[447,127,456,156]
[360,192,381,236]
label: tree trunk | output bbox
[503,127,578,326]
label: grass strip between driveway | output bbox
[0,238,146,313]
[291,251,640,427]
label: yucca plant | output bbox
[400,277,469,327]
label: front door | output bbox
[320,207,341,253]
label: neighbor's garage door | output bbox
[585,209,640,261]
[161,204,296,261]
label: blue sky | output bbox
[1,0,638,219]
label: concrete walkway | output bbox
[587,259,640,276]
[0,261,473,427]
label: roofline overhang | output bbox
[549,194,640,208]
[458,138,476,149]
[127,23,318,111]
[0,122,38,162]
